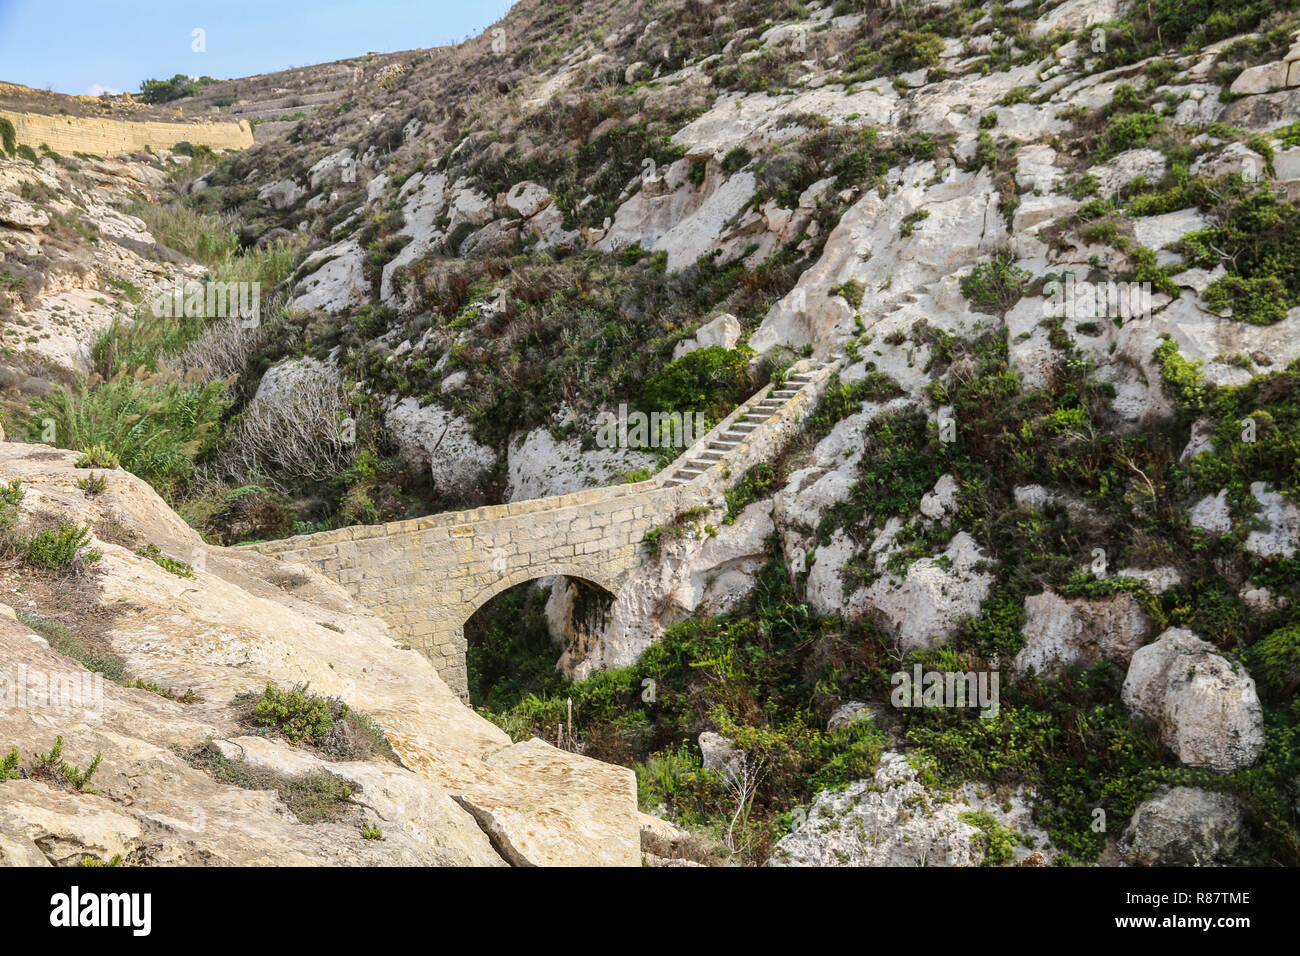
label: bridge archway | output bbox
[458,564,623,627]
[463,571,617,709]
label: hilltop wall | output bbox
[0,108,253,155]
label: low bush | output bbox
[16,523,102,571]
[28,371,229,501]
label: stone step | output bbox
[709,441,738,450]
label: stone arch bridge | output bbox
[247,360,839,698]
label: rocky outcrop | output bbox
[384,397,497,496]
[1013,590,1153,676]
[750,164,1004,359]
[290,238,370,313]
[1245,482,1300,558]
[0,153,203,374]
[1121,629,1265,773]
[769,752,1054,867]
[506,426,655,503]
[1119,788,1246,866]
[862,532,996,653]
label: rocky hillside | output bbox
[3,0,1300,866]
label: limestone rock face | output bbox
[0,193,50,228]
[1030,0,1129,38]
[290,238,370,313]
[502,180,551,218]
[1230,62,1291,96]
[698,731,744,783]
[1244,482,1300,558]
[308,148,355,190]
[1090,148,1166,195]
[769,752,1054,867]
[252,355,339,407]
[673,312,743,359]
[1121,628,1265,773]
[506,425,655,503]
[1013,590,1153,676]
[1190,489,1233,535]
[380,170,449,302]
[1132,208,1211,251]
[1119,788,1246,866]
[1189,142,1269,182]
[598,165,757,271]
[384,397,497,496]
[257,177,306,210]
[0,152,209,375]
[863,532,996,652]
[451,738,640,867]
[750,164,1004,359]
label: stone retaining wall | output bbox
[0,109,254,156]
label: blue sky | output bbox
[0,0,516,96]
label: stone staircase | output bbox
[660,365,824,488]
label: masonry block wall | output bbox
[0,109,254,157]
[247,359,841,699]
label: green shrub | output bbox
[30,737,102,792]
[17,610,129,683]
[0,118,15,156]
[959,810,1024,866]
[961,252,1032,315]
[883,32,945,73]
[138,73,216,104]
[1095,112,1165,159]
[1179,189,1300,323]
[276,771,357,824]
[899,209,930,237]
[1278,121,1300,149]
[829,279,865,309]
[725,463,778,523]
[1247,625,1300,696]
[1203,274,1289,325]
[240,683,395,761]
[247,684,341,742]
[0,479,23,538]
[640,346,751,421]
[361,825,384,840]
[136,544,195,578]
[17,523,102,571]
[0,748,19,781]
[30,373,228,500]
[76,473,108,496]
[74,444,120,469]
